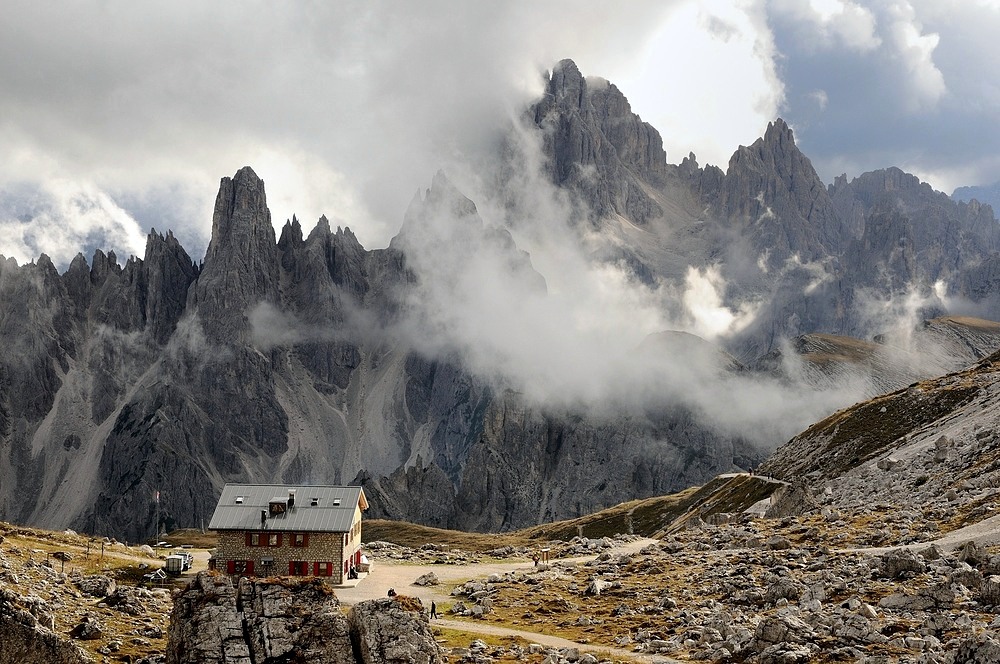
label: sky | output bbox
[1,0,999,269]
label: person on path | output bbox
[430,601,438,619]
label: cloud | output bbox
[681,266,760,339]
[0,178,147,267]
[769,0,1000,192]
[770,0,881,53]
[356,126,879,448]
[809,89,830,110]
[0,1,679,262]
[607,0,784,168]
[1,0,996,453]
[883,0,946,110]
[2,0,998,266]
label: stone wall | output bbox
[214,528,348,582]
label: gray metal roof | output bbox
[208,484,367,532]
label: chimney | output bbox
[260,510,267,528]
[288,489,296,509]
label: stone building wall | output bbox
[214,529,348,582]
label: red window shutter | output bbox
[245,532,252,546]
[275,533,282,547]
[246,561,254,577]
[313,562,319,576]
[327,562,333,577]
[303,533,309,547]
[227,560,235,574]
[289,561,296,576]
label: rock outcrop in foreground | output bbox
[0,586,93,664]
[166,572,442,664]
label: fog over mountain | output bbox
[2,60,1000,541]
[4,2,1000,270]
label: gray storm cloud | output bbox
[4,1,998,268]
[770,0,1000,192]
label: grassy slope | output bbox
[362,474,783,550]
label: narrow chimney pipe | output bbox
[288,489,296,509]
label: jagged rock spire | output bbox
[188,166,280,344]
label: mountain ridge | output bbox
[2,59,1000,541]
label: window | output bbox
[235,496,245,504]
[289,561,309,576]
[230,560,249,574]
[292,533,308,547]
[315,561,331,577]
[247,532,281,547]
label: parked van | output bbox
[165,554,187,576]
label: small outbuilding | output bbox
[208,484,368,583]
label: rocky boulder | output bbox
[72,574,116,598]
[953,632,1000,664]
[239,577,354,664]
[879,548,926,579]
[0,587,93,664]
[413,572,440,586]
[349,596,443,664]
[166,573,248,664]
[166,572,441,664]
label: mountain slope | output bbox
[3,60,1000,540]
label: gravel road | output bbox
[333,538,679,663]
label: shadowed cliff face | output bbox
[2,60,1000,540]
[0,164,763,541]
[531,59,666,226]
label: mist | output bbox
[6,2,999,271]
[336,118,882,450]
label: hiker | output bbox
[430,601,438,619]
[387,587,396,597]
[533,554,540,566]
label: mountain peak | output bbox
[233,165,263,186]
[547,59,586,108]
[191,166,280,343]
[764,118,795,146]
[720,118,844,262]
[530,60,665,224]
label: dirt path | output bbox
[432,618,678,664]
[927,513,1000,550]
[335,538,658,606]
[335,538,679,663]
[841,512,1000,556]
